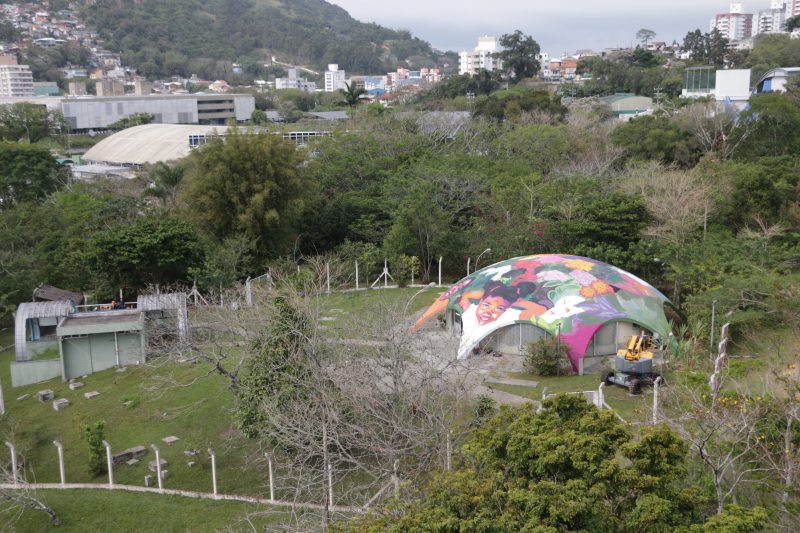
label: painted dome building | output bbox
[414,254,674,373]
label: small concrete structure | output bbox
[112,445,147,464]
[84,391,100,399]
[148,458,168,472]
[37,389,54,402]
[160,470,169,480]
[144,474,154,487]
[68,382,84,390]
[125,458,140,466]
[16,394,30,401]
[52,398,70,411]
[183,449,198,457]
[162,436,179,445]
[187,461,196,467]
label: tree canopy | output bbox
[0,142,66,207]
[180,128,312,263]
[496,30,541,82]
[344,395,766,532]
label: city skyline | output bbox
[328,0,784,55]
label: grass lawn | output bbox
[5,489,304,532]
[317,287,441,326]
[487,371,653,424]
[0,340,269,497]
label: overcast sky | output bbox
[328,0,770,55]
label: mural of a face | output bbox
[476,295,512,325]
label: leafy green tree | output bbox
[180,127,311,262]
[250,109,268,125]
[0,103,67,143]
[788,15,800,32]
[496,30,541,82]
[732,93,800,158]
[344,395,763,532]
[236,296,314,436]
[107,112,154,130]
[89,217,203,293]
[82,421,107,476]
[0,142,66,207]
[613,115,701,167]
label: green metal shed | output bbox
[57,313,145,380]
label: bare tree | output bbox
[672,101,753,159]
[0,444,60,528]
[619,161,715,245]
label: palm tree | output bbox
[340,81,367,113]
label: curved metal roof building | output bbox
[415,254,673,372]
[83,124,230,166]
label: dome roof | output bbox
[418,254,672,370]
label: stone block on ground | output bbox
[116,367,127,373]
[160,470,169,480]
[126,458,139,466]
[187,461,196,467]
[68,382,84,390]
[52,398,70,411]
[144,474,153,487]
[162,435,179,445]
[148,458,168,472]
[183,449,199,457]
[37,389,54,402]
[84,391,100,399]
[113,445,148,464]
[16,394,30,401]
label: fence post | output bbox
[102,440,113,487]
[597,382,605,409]
[266,453,275,503]
[4,441,18,486]
[0,376,5,416]
[392,459,400,496]
[245,277,252,307]
[326,262,331,294]
[151,444,163,490]
[209,448,218,497]
[652,376,663,424]
[438,257,442,287]
[327,462,334,508]
[53,441,66,486]
[355,261,359,290]
[446,431,452,472]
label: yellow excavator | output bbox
[604,334,662,395]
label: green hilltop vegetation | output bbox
[78,0,450,79]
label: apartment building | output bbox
[324,64,346,92]
[710,3,754,41]
[0,54,34,98]
[458,36,502,76]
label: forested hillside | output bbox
[79,0,447,79]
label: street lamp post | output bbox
[404,282,436,317]
[475,248,491,271]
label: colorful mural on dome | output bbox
[413,254,673,371]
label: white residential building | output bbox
[710,3,754,41]
[458,36,503,76]
[0,55,34,98]
[757,0,789,34]
[324,64,346,92]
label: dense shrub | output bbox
[524,336,568,376]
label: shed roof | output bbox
[83,124,230,165]
[14,300,74,360]
[57,312,142,336]
[33,284,84,305]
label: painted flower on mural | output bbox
[540,294,585,323]
[564,258,595,271]
[579,280,614,298]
